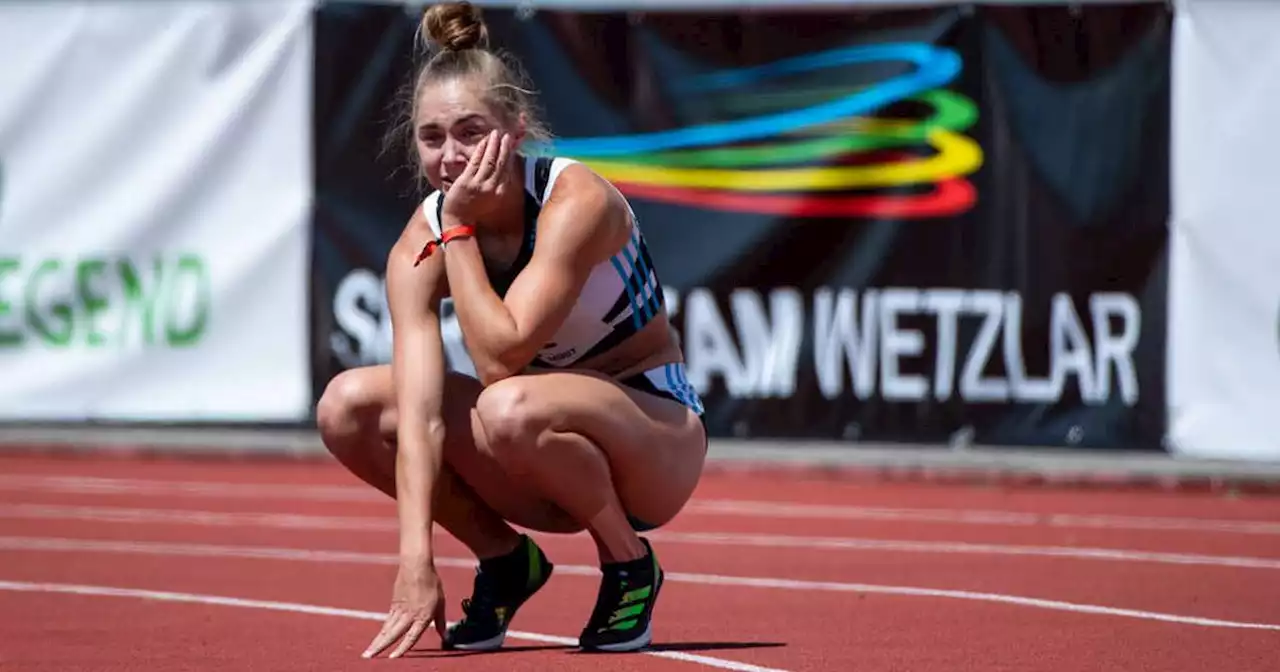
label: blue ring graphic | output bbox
[530,43,961,158]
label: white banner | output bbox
[427,0,1162,8]
[1167,0,1280,460]
[0,2,313,422]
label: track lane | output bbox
[3,454,1280,672]
[2,513,1279,625]
[6,493,1280,557]
[3,474,1280,558]
[2,542,1276,672]
[5,455,1280,521]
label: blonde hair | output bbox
[391,2,552,191]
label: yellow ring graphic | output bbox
[584,124,983,192]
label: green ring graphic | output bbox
[615,89,977,169]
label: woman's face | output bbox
[414,77,518,193]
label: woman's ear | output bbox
[512,112,528,146]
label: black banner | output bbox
[312,3,1171,450]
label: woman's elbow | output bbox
[475,362,518,388]
[472,349,532,387]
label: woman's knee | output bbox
[316,369,384,448]
[473,377,548,462]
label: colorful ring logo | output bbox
[529,43,984,219]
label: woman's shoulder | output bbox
[536,155,630,222]
[387,193,446,273]
[529,157,635,268]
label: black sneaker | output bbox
[443,534,554,651]
[577,538,664,652]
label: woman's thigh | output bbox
[325,365,580,533]
[474,368,708,529]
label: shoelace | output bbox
[586,567,633,628]
[457,568,501,625]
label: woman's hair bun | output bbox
[421,2,489,52]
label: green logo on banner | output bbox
[0,160,212,349]
[0,251,212,348]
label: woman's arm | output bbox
[442,160,631,385]
[386,219,450,563]
[359,214,452,661]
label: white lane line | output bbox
[0,580,787,672]
[653,531,1280,571]
[685,500,1280,536]
[2,503,1278,571]
[0,503,398,531]
[3,473,1278,536]
[0,475,384,502]
[2,536,1277,632]
[0,499,394,532]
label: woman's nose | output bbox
[441,137,469,167]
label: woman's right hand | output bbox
[362,556,448,659]
[441,130,513,226]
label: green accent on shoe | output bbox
[526,537,543,591]
[444,535,554,651]
[611,604,645,622]
[578,538,664,651]
[621,586,651,603]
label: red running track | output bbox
[1,453,1278,671]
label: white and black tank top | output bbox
[420,155,665,369]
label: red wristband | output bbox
[441,224,475,245]
[413,225,477,267]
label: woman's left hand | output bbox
[442,130,513,225]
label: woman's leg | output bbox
[473,368,706,556]
[316,365,583,537]
[316,365,573,652]
[471,367,708,651]
[316,364,708,652]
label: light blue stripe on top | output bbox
[672,363,703,415]
[619,243,653,324]
[609,256,643,330]
[663,364,688,409]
